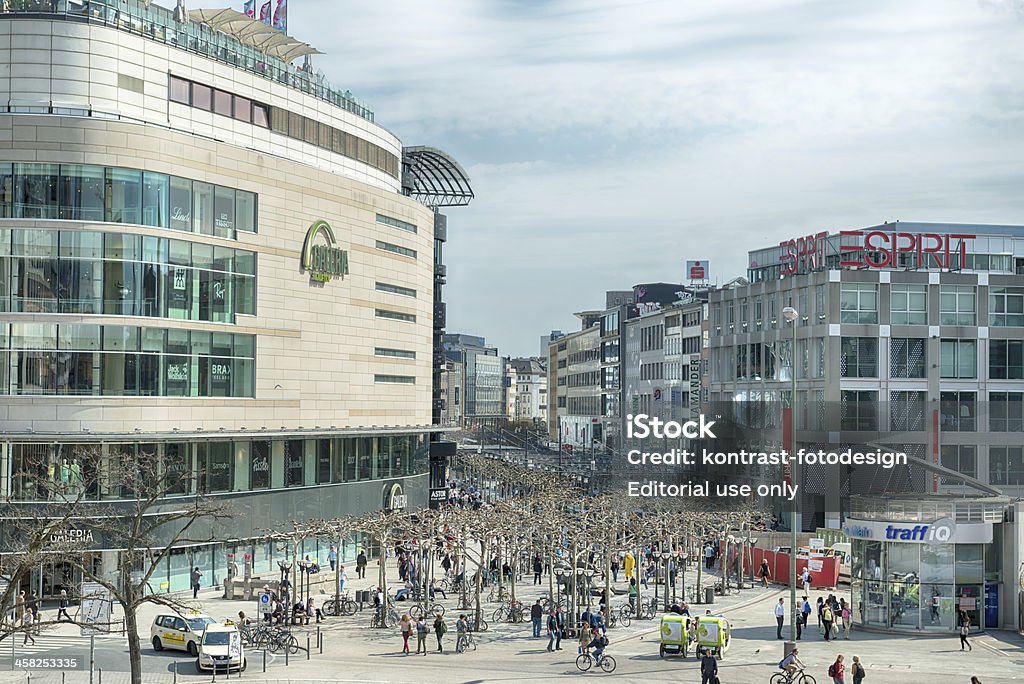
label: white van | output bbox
[196,623,245,673]
[825,543,852,582]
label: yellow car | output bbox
[197,622,246,673]
[150,612,216,656]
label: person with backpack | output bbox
[586,628,609,661]
[779,647,805,679]
[821,602,835,642]
[760,558,772,587]
[433,614,447,653]
[828,653,845,683]
[700,647,719,684]
[850,655,865,684]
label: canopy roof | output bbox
[402,146,474,208]
[189,8,321,62]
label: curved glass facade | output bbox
[0,229,255,321]
[0,323,254,397]
[0,163,257,238]
[850,538,996,633]
[8,434,428,501]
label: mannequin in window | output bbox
[60,458,71,493]
[71,458,83,495]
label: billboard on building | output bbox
[686,260,708,281]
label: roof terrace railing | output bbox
[1,0,374,122]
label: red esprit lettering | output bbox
[839,230,864,267]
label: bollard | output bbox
[173,661,177,684]
[319,630,323,654]
[62,673,65,684]
[307,635,310,660]
[263,649,267,673]
[285,646,289,667]
[98,669,102,684]
[211,663,216,682]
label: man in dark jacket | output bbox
[531,600,544,638]
[700,647,719,684]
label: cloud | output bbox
[192,0,1024,356]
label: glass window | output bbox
[841,390,877,431]
[252,102,270,128]
[939,339,976,379]
[890,338,925,378]
[890,390,925,431]
[250,441,270,489]
[890,283,927,325]
[192,182,214,235]
[164,443,193,495]
[191,82,212,110]
[940,391,976,432]
[168,76,190,104]
[213,186,235,238]
[169,177,192,232]
[840,337,877,377]
[205,442,233,493]
[284,440,304,487]
[939,285,975,325]
[941,445,977,480]
[0,163,13,218]
[316,439,332,484]
[840,282,878,324]
[105,168,142,224]
[15,163,58,219]
[58,164,105,221]
[235,191,256,233]
[213,89,232,116]
[142,172,169,228]
[989,446,1024,486]
[989,339,1024,379]
[232,96,251,122]
[990,392,1024,432]
[988,287,1024,326]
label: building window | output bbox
[375,240,416,259]
[815,338,825,378]
[840,337,877,377]
[168,76,190,104]
[890,390,925,431]
[375,348,416,359]
[815,285,826,321]
[250,440,271,490]
[940,444,976,480]
[890,284,927,325]
[375,374,416,384]
[990,339,1024,379]
[890,338,926,378]
[940,391,976,432]
[990,392,1024,432]
[939,285,976,325]
[376,213,417,234]
[988,287,1024,326]
[989,446,1024,486]
[375,282,416,298]
[840,283,878,324]
[841,390,877,431]
[284,440,304,487]
[939,339,976,379]
[375,309,416,323]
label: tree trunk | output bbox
[124,601,142,684]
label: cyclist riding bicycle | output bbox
[587,628,609,660]
[778,646,805,679]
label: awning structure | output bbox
[402,146,475,208]
[188,8,322,62]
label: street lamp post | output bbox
[782,306,799,643]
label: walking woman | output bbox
[959,611,972,651]
[415,616,428,655]
[433,614,447,653]
[399,614,412,654]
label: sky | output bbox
[209,0,1024,357]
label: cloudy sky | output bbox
[214,0,1024,356]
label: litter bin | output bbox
[357,590,371,604]
[704,587,715,605]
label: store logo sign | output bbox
[884,517,955,544]
[383,481,407,511]
[302,220,349,283]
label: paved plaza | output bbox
[0,562,1020,684]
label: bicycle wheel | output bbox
[797,675,816,684]
[385,612,398,629]
[599,655,616,673]
[575,654,592,672]
[769,674,787,684]
[492,607,506,622]
[475,617,489,632]
[410,605,423,620]
[430,604,445,618]
[321,600,337,617]
[342,599,359,616]
[510,607,524,623]
[285,634,300,655]
[619,614,631,628]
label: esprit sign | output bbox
[301,220,349,283]
[779,231,829,275]
[840,230,974,269]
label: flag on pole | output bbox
[243,0,255,17]
[259,0,272,23]
[272,0,287,32]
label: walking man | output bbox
[775,598,786,639]
[700,647,718,684]
[57,590,71,621]
[328,544,338,572]
[533,555,543,585]
[191,566,203,599]
[531,599,543,638]
[356,549,367,579]
[546,609,559,651]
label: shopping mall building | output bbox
[0,1,472,595]
[707,222,1024,632]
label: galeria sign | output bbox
[302,219,349,283]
